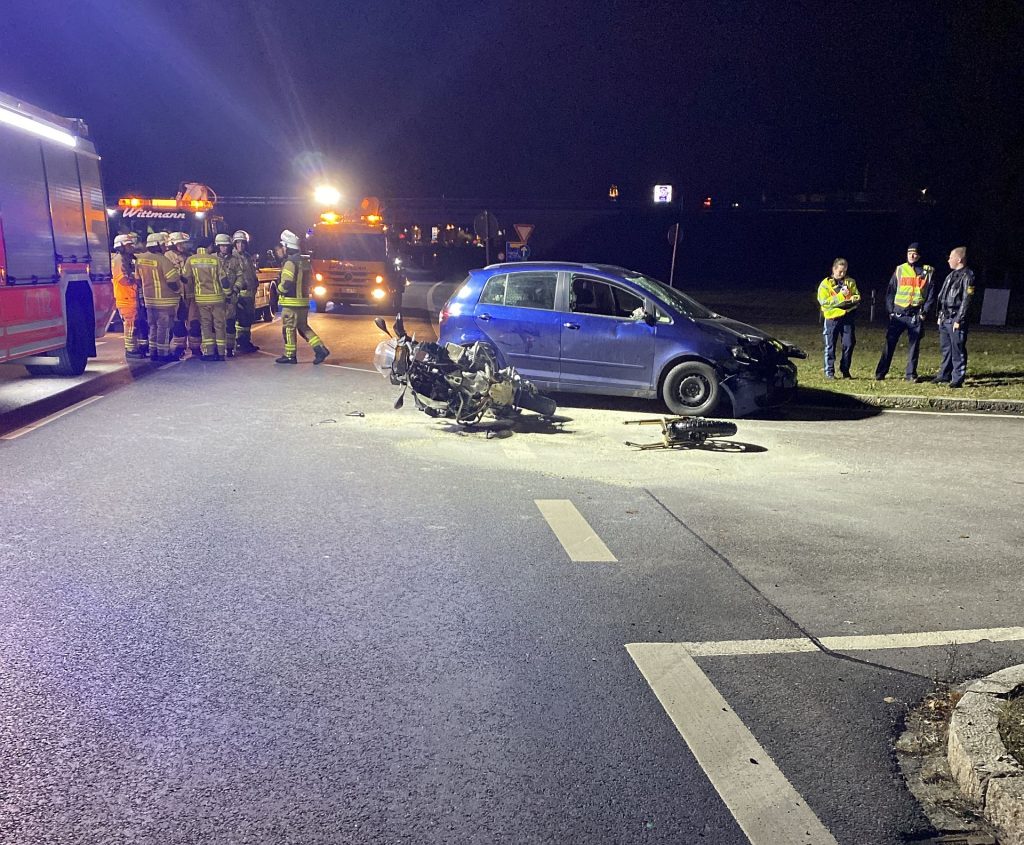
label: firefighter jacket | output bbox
[817,276,860,320]
[278,252,312,307]
[135,249,181,307]
[183,248,231,304]
[227,250,259,298]
[885,262,935,316]
[166,250,191,302]
[936,267,975,325]
[111,251,138,311]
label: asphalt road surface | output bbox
[2,310,1023,844]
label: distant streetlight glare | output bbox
[314,185,341,206]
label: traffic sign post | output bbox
[667,222,683,287]
[506,242,531,261]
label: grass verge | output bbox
[999,694,1024,768]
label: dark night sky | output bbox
[1,0,1021,212]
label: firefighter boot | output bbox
[275,354,297,364]
[313,344,331,365]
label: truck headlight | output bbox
[375,274,384,284]
[371,288,387,300]
[313,285,327,296]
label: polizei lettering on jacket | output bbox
[121,209,188,219]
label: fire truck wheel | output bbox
[25,285,93,376]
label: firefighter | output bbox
[136,232,182,361]
[164,232,198,359]
[874,243,936,382]
[111,234,146,359]
[183,244,232,360]
[276,229,330,364]
[123,232,149,356]
[213,234,237,357]
[228,230,260,354]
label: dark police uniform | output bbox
[934,265,975,387]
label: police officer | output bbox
[816,257,860,379]
[213,234,237,357]
[932,247,975,389]
[275,229,330,364]
[183,244,232,360]
[228,230,260,354]
[111,234,145,359]
[875,243,936,382]
[136,232,181,361]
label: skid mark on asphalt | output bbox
[628,626,1024,843]
[535,499,617,562]
[0,395,105,440]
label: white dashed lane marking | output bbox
[535,499,617,562]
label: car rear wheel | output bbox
[661,361,720,416]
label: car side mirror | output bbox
[643,309,658,326]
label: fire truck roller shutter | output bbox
[77,155,111,278]
[42,145,88,264]
[0,125,58,281]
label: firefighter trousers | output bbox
[225,294,237,353]
[146,305,177,358]
[281,306,324,358]
[198,301,228,357]
[118,303,139,354]
[236,293,256,348]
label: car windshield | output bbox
[621,271,718,319]
[310,231,387,262]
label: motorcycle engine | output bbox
[488,381,514,406]
[460,371,491,397]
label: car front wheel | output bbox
[662,361,720,416]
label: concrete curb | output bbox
[797,390,1024,414]
[948,664,1024,845]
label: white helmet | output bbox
[280,229,300,250]
[146,232,165,248]
[214,234,232,246]
[167,232,190,247]
[125,231,140,244]
[113,234,129,249]
[232,229,250,243]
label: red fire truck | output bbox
[0,90,114,375]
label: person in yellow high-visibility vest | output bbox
[875,243,935,382]
[275,230,330,365]
[816,257,860,379]
[183,246,232,360]
[135,232,182,361]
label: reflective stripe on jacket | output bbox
[817,276,860,320]
[184,249,229,303]
[111,252,138,311]
[892,263,929,310]
[278,254,311,308]
[228,250,259,296]
[135,250,181,307]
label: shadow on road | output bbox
[439,414,577,438]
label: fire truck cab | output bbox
[110,182,228,246]
[307,197,399,311]
[0,90,115,375]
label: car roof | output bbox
[479,261,634,276]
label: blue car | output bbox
[437,262,805,417]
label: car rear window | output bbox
[479,271,557,310]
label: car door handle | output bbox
[477,313,492,321]
[562,322,581,330]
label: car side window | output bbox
[479,273,508,305]
[571,275,644,319]
[503,271,557,310]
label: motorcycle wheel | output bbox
[518,390,557,418]
[668,417,737,441]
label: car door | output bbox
[472,270,561,384]
[558,274,655,393]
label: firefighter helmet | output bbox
[146,232,165,248]
[113,234,128,249]
[214,234,232,246]
[232,229,250,244]
[124,231,140,244]
[280,229,300,250]
[167,232,190,247]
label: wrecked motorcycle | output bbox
[372,316,557,424]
